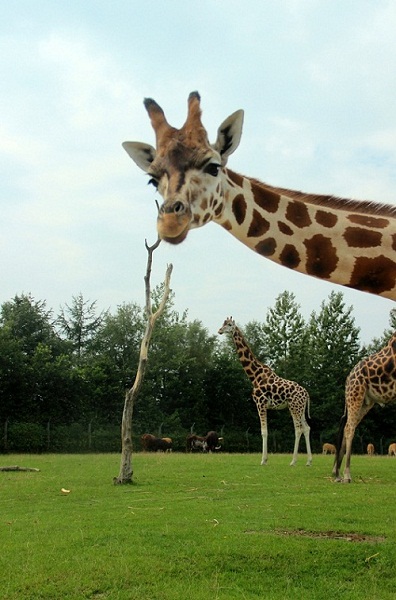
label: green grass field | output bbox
[1,452,396,599]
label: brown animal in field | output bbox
[388,443,396,456]
[141,433,172,452]
[186,434,206,452]
[322,443,336,455]
[204,431,222,452]
[186,431,223,452]
[367,443,375,456]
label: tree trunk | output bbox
[113,238,173,484]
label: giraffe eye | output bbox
[205,163,221,177]
[147,177,158,189]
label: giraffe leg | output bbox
[334,379,372,482]
[257,405,268,465]
[342,403,373,482]
[302,418,313,466]
[333,436,346,481]
[290,427,301,466]
[333,413,347,481]
[289,410,312,466]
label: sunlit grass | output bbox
[1,453,396,599]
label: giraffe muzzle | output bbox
[157,200,191,244]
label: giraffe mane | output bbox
[251,177,396,217]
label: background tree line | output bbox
[1,290,396,454]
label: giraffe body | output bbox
[388,443,396,456]
[124,92,396,300]
[367,443,375,456]
[334,332,396,482]
[218,317,312,466]
[322,443,336,455]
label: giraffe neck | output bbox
[231,327,269,382]
[215,169,396,299]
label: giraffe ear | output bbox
[213,110,244,166]
[122,141,156,172]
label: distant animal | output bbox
[186,434,206,452]
[322,443,336,455]
[141,434,172,452]
[388,443,396,456]
[186,431,223,453]
[204,431,223,452]
[367,443,375,456]
[218,317,312,466]
[333,332,396,483]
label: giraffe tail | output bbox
[335,408,348,458]
[307,394,311,420]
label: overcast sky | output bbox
[1,1,395,343]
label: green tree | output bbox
[83,302,146,424]
[141,293,217,433]
[246,291,308,382]
[0,293,59,355]
[57,293,107,360]
[0,293,78,425]
[306,291,362,446]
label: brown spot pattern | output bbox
[286,201,312,228]
[255,238,277,256]
[315,210,338,228]
[348,214,390,229]
[253,185,280,213]
[304,235,338,278]
[247,210,270,237]
[278,221,293,236]
[349,255,396,294]
[233,194,247,225]
[279,245,301,269]
[227,171,244,188]
[344,227,382,248]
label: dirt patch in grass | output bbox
[245,529,386,543]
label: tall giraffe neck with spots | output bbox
[123,92,396,299]
[218,317,312,466]
[226,320,273,383]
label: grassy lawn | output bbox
[1,452,396,599]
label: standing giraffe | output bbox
[388,443,396,456]
[367,443,375,456]
[218,317,312,466]
[123,92,396,300]
[334,332,396,482]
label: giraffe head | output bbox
[218,317,236,335]
[123,92,244,244]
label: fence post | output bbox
[245,428,250,453]
[88,420,93,450]
[4,419,9,452]
[47,419,51,451]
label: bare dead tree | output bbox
[113,237,173,484]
